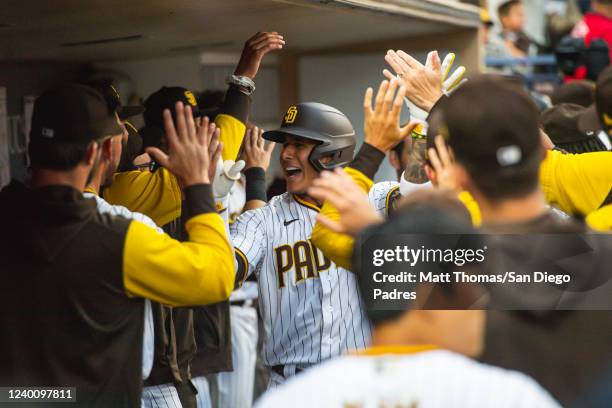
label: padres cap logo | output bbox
[184,90,197,107]
[284,106,298,124]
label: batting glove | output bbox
[213,159,245,199]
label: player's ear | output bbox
[388,151,400,172]
[102,137,114,161]
[319,155,333,165]
[84,141,99,166]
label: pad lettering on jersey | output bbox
[275,239,331,288]
[275,244,293,288]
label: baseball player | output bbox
[230,102,372,388]
[255,203,560,408]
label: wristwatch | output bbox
[226,75,256,96]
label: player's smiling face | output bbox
[280,135,320,194]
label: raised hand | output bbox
[363,79,418,153]
[241,126,276,171]
[234,32,285,79]
[427,135,460,192]
[383,50,443,113]
[146,102,218,186]
[309,168,383,236]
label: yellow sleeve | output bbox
[586,204,612,232]
[457,191,482,227]
[123,213,235,306]
[540,150,612,216]
[311,167,374,270]
[215,113,246,161]
[104,168,182,227]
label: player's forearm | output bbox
[215,84,251,161]
[404,138,429,184]
[122,184,235,306]
[348,143,386,187]
[243,167,267,211]
[104,168,182,227]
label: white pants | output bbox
[192,375,212,408]
[141,383,182,408]
[218,304,258,408]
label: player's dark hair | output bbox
[28,141,94,171]
[498,0,521,18]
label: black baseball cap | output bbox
[143,86,203,129]
[30,84,123,144]
[431,75,541,175]
[541,103,607,153]
[578,66,612,132]
[87,81,145,120]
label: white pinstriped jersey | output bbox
[368,181,571,222]
[230,192,372,367]
[368,180,433,217]
[368,181,401,217]
[255,349,561,408]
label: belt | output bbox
[230,298,256,307]
[271,365,304,378]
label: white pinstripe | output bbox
[141,384,182,408]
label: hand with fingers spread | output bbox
[384,50,466,125]
[241,126,276,171]
[309,168,382,236]
[146,102,218,186]
[427,135,460,192]
[383,50,443,113]
[363,79,418,153]
[234,32,285,79]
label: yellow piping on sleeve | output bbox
[457,191,481,227]
[235,247,250,288]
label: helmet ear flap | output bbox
[309,149,350,172]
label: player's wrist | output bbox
[349,143,386,180]
[183,184,216,218]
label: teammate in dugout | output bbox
[230,101,376,388]
[0,85,234,407]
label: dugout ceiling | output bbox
[0,0,480,62]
